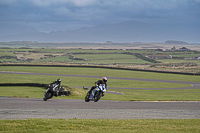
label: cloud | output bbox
[70,0,97,7]
[0,0,199,32]
[28,0,97,7]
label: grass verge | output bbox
[1,86,85,99]
[103,89,200,101]
[0,119,199,133]
[0,66,200,82]
[0,73,191,89]
[1,86,200,101]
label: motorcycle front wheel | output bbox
[94,91,102,102]
[85,93,90,102]
[43,92,52,101]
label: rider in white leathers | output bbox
[87,77,107,96]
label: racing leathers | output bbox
[88,80,107,95]
[49,80,61,96]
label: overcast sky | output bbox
[0,0,200,32]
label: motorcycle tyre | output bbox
[43,92,51,101]
[94,91,102,102]
[85,93,90,102]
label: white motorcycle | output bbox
[84,84,106,102]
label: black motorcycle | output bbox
[43,84,59,101]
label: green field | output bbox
[0,66,199,101]
[1,48,200,67]
[0,119,199,133]
[158,59,200,64]
[0,66,199,82]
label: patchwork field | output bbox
[1,46,200,74]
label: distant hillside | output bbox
[165,40,189,45]
[0,21,199,43]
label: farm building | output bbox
[166,46,191,52]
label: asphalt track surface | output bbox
[0,71,200,119]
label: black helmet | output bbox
[102,77,107,83]
[57,78,61,83]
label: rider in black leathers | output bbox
[87,77,107,96]
[49,78,61,96]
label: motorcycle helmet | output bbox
[57,78,61,83]
[102,77,107,83]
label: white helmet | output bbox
[102,77,107,83]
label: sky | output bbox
[0,0,200,33]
